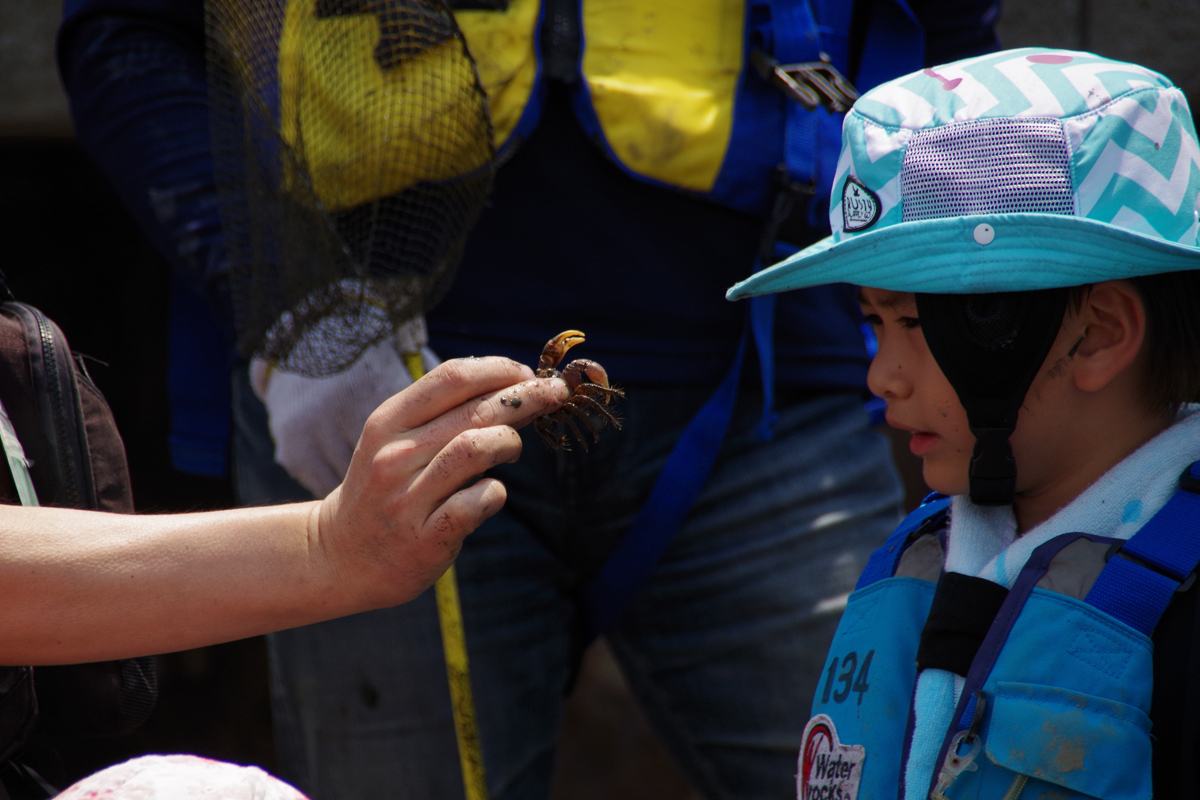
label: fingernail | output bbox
[552,377,570,402]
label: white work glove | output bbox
[251,317,440,498]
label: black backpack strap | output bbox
[5,303,96,510]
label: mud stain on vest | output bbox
[1042,721,1086,774]
[624,110,689,166]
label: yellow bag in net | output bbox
[208,0,494,376]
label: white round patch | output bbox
[799,714,865,800]
[973,224,995,245]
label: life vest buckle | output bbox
[1105,539,1199,591]
[751,49,859,114]
[930,729,981,800]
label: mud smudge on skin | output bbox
[1045,357,1070,380]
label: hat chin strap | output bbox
[915,289,1070,506]
[967,428,1018,505]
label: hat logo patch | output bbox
[842,176,880,232]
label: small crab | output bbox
[533,330,625,451]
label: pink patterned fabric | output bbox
[56,755,310,800]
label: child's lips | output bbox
[909,431,940,456]
[887,417,940,456]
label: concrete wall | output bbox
[996,0,1200,110]
[1,0,72,137]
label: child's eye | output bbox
[899,316,921,329]
[860,313,883,326]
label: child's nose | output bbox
[866,350,912,401]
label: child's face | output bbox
[858,288,974,495]
[861,282,1167,527]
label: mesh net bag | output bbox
[206,0,494,376]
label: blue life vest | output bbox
[803,464,1200,800]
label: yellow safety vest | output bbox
[277,0,922,217]
[457,0,745,197]
[277,0,492,213]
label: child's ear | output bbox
[1072,280,1147,393]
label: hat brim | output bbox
[727,213,1200,300]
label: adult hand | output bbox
[251,319,440,498]
[315,356,568,609]
[0,358,565,665]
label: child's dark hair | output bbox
[1069,271,1200,413]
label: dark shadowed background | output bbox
[1,1,1197,795]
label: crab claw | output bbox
[538,330,587,374]
[561,359,611,392]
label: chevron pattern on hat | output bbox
[830,48,1200,250]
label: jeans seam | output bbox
[605,633,733,800]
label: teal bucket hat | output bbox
[727,48,1200,301]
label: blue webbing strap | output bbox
[581,313,752,635]
[770,0,922,225]
[581,0,918,635]
[770,0,822,192]
[752,292,778,443]
[1085,461,1200,636]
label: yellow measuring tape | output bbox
[403,351,489,800]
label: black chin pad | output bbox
[916,289,1070,505]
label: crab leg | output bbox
[535,418,567,450]
[562,413,592,452]
[574,383,623,402]
[569,393,623,431]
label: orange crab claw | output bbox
[538,330,587,374]
[531,329,626,450]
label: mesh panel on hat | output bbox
[900,117,1075,222]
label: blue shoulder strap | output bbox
[581,0,924,636]
[582,293,775,636]
[745,0,922,228]
[751,0,846,202]
[766,0,921,169]
[856,493,950,590]
[1084,462,1200,636]
[771,0,825,197]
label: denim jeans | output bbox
[232,366,903,800]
